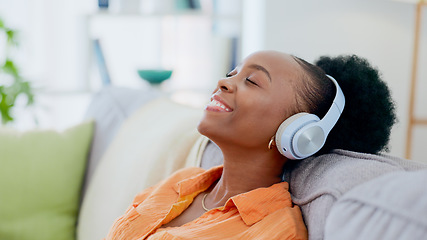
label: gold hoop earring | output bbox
[268,136,275,149]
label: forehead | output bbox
[241,51,301,81]
[242,51,302,116]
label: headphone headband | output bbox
[275,74,345,159]
[320,75,345,133]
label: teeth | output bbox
[209,99,231,111]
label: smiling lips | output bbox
[206,96,233,112]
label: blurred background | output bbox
[0,0,426,161]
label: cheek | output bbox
[261,96,295,132]
[236,98,288,137]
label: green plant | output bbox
[0,18,34,124]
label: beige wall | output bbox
[242,0,427,161]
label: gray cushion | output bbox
[282,150,427,240]
[83,86,160,192]
[324,169,427,240]
[200,141,224,170]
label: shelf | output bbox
[83,3,241,95]
[88,9,241,22]
[405,2,427,159]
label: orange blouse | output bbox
[106,166,307,240]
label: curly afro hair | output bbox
[293,55,397,155]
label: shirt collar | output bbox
[174,165,223,197]
[174,165,292,226]
[226,181,291,225]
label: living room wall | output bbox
[241,0,427,161]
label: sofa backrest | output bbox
[78,95,202,240]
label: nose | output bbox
[217,77,234,93]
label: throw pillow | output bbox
[0,121,94,240]
[324,169,427,240]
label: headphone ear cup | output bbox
[275,113,320,159]
[275,113,309,158]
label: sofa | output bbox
[1,86,427,240]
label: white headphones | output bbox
[275,75,345,160]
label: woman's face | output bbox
[198,51,302,149]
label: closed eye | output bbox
[246,78,258,86]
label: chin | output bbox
[197,119,223,144]
[197,113,213,134]
[197,120,210,137]
[196,114,236,147]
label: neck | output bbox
[205,142,287,209]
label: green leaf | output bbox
[0,92,14,124]
[0,17,35,124]
[1,59,20,78]
[6,29,18,46]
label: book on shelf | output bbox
[93,39,111,86]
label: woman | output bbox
[105,50,395,239]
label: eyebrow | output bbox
[248,64,272,82]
